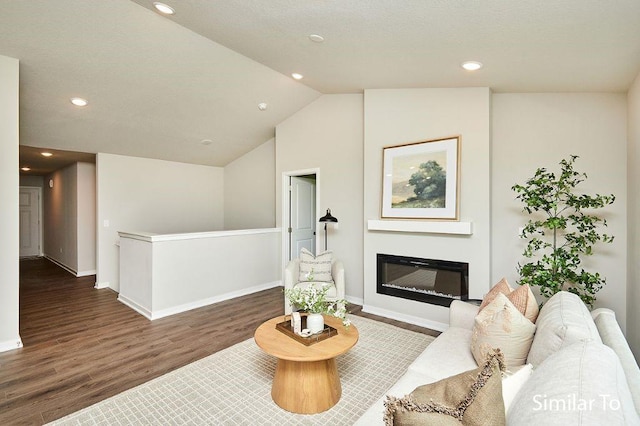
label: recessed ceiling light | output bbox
[257,102,268,111]
[70,97,88,107]
[291,73,304,80]
[461,61,483,71]
[41,152,53,157]
[21,167,31,172]
[153,2,174,15]
[201,139,213,146]
[308,34,325,43]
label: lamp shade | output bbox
[319,208,338,223]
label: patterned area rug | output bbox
[50,316,435,425]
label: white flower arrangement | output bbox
[285,285,350,327]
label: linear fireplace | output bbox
[377,254,469,307]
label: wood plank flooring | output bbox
[0,258,438,425]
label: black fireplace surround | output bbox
[377,253,469,307]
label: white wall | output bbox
[96,153,224,292]
[628,72,640,358]
[0,55,21,352]
[77,162,96,275]
[492,93,628,330]
[44,164,78,271]
[363,88,492,330]
[224,139,275,230]
[276,94,365,302]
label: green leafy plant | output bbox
[285,285,350,326]
[511,155,615,307]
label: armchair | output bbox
[284,258,345,314]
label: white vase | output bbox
[306,313,324,334]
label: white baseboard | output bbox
[0,337,23,353]
[117,294,153,320]
[151,280,282,320]
[77,269,96,277]
[118,281,283,321]
[94,281,110,289]
[362,304,448,332]
[346,295,364,306]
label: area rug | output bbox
[49,316,435,425]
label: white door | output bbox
[289,176,316,259]
[19,187,41,257]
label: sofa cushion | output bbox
[507,340,640,425]
[526,291,601,366]
[408,327,477,380]
[298,248,333,283]
[384,350,506,426]
[471,293,536,368]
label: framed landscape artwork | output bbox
[382,136,460,220]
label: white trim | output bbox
[0,337,23,353]
[367,219,472,235]
[117,294,152,320]
[77,269,96,277]
[44,255,77,276]
[118,227,280,243]
[150,280,282,320]
[94,281,110,289]
[118,281,283,321]
[281,168,321,272]
[346,295,364,306]
[361,304,449,332]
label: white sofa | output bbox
[356,291,640,425]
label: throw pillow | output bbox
[471,293,536,368]
[501,364,533,414]
[298,248,333,283]
[506,284,539,323]
[479,278,513,311]
[383,349,506,426]
[526,291,602,366]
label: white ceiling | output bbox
[3,0,640,171]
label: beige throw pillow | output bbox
[506,284,539,323]
[479,278,513,311]
[383,350,506,426]
[471,293,536,368]
[298,248,333,283]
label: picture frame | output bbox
[381,136,460,220]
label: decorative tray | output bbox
[275,315,338,346]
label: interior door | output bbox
[289,176,316,259]
[19,187,41,257]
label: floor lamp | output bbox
[319,208,338,251]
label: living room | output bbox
[1,1,640,423]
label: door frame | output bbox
[281,168,320,272]
[19,186,43,257]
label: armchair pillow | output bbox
[298,248,334,283]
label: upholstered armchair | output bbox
[284,257,345,314]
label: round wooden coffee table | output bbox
[254,314,359,414]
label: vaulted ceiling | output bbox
[2,0,640,173]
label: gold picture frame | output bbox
[381,136,460,220]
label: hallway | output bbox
[0,258,283,424]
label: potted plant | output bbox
[511,155,615,307]
[285,285,350,332]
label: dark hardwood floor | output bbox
[0,258,438,425]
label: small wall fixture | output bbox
[49,179,54,188]
[319,208,338,251]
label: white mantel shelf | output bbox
[367,219,473,235]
